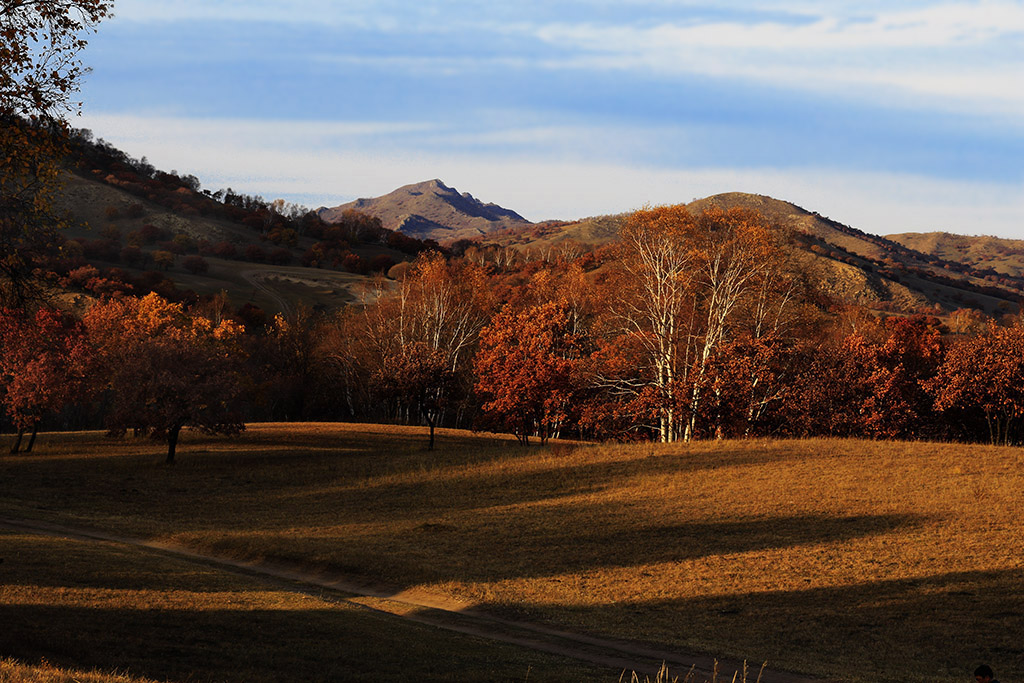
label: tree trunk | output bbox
[166,424,182,464]
[25,423,38,453]
[10,429,24,455]
[422,405,438,451]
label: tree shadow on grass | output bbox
[508,567,1024,683]
[247,509,927,586]
[1,430,838,537]
[0,531,611,682]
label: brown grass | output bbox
[2,424,1023,681]
[622,661,766,683]
[0,657,156,683]
[0,528,610,682]
[0,657,766,683]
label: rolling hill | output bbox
[482,192,1024,316]
[42,129,1023,319]
[887,231,1024,278]
[51,170,409,315]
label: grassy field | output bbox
[2,424,1023,682]
[0,526,612,681]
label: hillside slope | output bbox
[887,231,1024,278]
[484,192,1024,316]
[51,169,421,315]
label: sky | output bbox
[75,0,1023,238]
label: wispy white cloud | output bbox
[79,114,436,150]
[103,1,1024,115]
[530,2,1024,113]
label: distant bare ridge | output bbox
[887,231,1024,279]
[318,179,531,243]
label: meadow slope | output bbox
[1,424,1022,682]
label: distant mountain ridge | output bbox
[887,231,1024,279]
[49,127,1024,319]
[318,179,531,243]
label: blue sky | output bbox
[76,0,1023,237]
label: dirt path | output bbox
[239,268,293,316]
[0,517,827,683]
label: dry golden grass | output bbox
[0,658,156,683]
[2,424,1023,682]
[0,528,610,682]
[622,661,766,683]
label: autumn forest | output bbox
[4,194,1024,462]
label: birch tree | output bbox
[602,205,776,442]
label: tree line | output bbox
[4,203,1024,462]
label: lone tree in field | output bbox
[84,293,247,464]
[1,0,112,306]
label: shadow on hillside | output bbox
[266,509,927,585]
[494,566,1024,683]
[258,442,834,523]
[180,447,848,534]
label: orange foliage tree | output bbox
[475,302,586,444]
[786,316,944,439]
[695,331,799,439]
[930,323,1024,445]
[83,293,247,463]
[597,205,778,442]
[0,308,91,453]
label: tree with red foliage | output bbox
[788,316,944,439]
[475,302,585,444]
[84,293,247,463]
[0,308,91,453]
[696,332,800,439]
[930,323,1024,445]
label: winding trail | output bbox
[0,516,828,682]
[239,268,293,316]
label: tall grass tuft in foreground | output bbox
[0,658,156,683]
[621,661,766,683]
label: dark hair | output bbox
[975,664,994,678]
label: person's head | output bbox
[974,664,994,682]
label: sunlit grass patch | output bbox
[0,658,156,683]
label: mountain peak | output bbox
[318,180,530,243]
